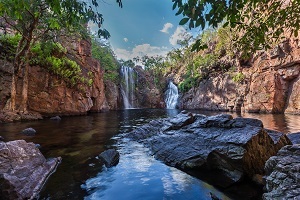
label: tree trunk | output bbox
[9,72,17,111]
[9,37,25,112]
[20,59,29,113]
[9,17,38,112]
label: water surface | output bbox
[1,109,299,199]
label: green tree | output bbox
[172,0,300,53]
[140,55,166,89]
[120,59,135,68]
[0,0,122,112]
[91,39,119,83]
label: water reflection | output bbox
[0,109,299,199]
[188,110,300,133]
[82,139,230,200]
[240,113,300,133]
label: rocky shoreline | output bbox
[126,111,299,199]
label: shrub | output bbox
[232,72,245,83]
[0,34,21,60]
[31,41,91,87]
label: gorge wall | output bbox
[179,38,300,114]
[0,35,120,121]
[123,66,165,109]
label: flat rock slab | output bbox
[0,140,61,200]
[127,111,291,190]
[263,144,300,200]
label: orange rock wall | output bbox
[180,38,300,114]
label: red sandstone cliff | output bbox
[0,36,119,122]
[180,38,300,114]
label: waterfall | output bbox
[120,66,136,109]
[165,81,179,109]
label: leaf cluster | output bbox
[0,34,21,60]
[232,72,245,83]
[172,0,300,54]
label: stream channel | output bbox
[1,109,300,199]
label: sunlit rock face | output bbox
[27,36,109,115]
[0,140,61,199]
[0,35,111,118]
[179,38,300,114]
[242,38,300,114]
[127,111,291,198]
[180,74,243,112]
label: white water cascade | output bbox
[165,81,179,109]
[120,66,137,109]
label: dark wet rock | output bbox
[0,140,61,200]
[287,132,300,144]
[0,111,43,123]
[99,149,120,168]
[127,112,291,191]
[21,127,36,136]
[50,116,61,120]
[0,136,4,141]
[210,192,221,200]
[263,144,300,200]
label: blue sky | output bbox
[90,0,198,60]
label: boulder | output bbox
[99,149,120,168]
[50,116,61,120]
[127,111,291,191]
[21,127,36,136]
[287,132,300,144]
[0,140,61,200]
[263,144,300,200]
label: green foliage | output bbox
[120,59,135,68]
[178,73,201,93]
[30,41,92,87]
[232,72,245,83]
[91,39,119,83]
[163,25,237,94]
[172,0,300,54]
[193,54,218,70]
[140,55,167,90]
[1,0,123,39]
[0,34,21,60]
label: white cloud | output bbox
[169,26,192,46]
[160,23,173,34]
[123,38,128,42]
[115,44,169,61]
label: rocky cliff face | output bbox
[134,66,165,108]
[180,38,300,114]
[104,80,121,110]
[180,74,244,112]
[0,36,119,121]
